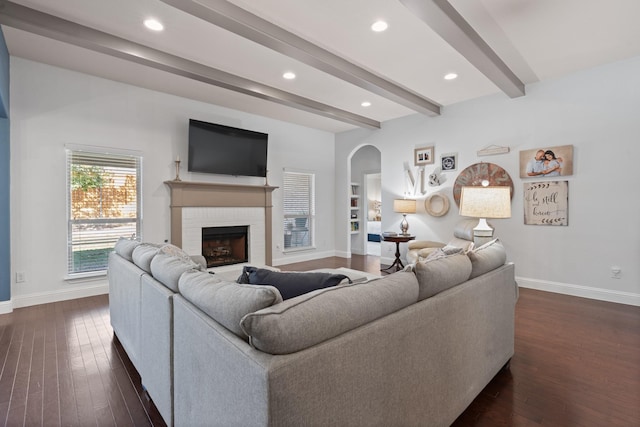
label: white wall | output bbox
[9,58,335,308]
[337,56,640,306]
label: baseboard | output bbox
[273,249,337,266]
[517,276,640,307]
[0,299,12,315]
[12,282,109,309]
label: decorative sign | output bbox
[524,181,569,226]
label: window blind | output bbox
[66,148,142,275]
[283,171,315,249]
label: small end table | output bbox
[381,235,415,273]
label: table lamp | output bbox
[393,199,417,235]
[459,186,511,238]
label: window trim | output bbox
[65,145,143,277]
[282,169,315,252]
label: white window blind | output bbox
[283,171,315,250]
[66,148,142,275]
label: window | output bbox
[66,147,142,275]
[283,171,315,250]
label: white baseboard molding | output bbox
[0,299,12,315]
[11,282,109,310]
[517,276,640,307]
[273,249,337,266]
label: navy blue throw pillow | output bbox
[238,267,351,300]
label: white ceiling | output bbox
[3,0,640,133]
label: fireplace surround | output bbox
[165,180,277,265]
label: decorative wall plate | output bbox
[424,192,450,217]
[453,162,514,206]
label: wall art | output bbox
[440,152,457,171]
[523,181,568,226]
[519,144,574,178]
[452,162,514,207]
[414,146,434,166]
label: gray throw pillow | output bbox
[414,253,472,300]
[114,237,140,261]
[150,253,201,292]
[132,243,161,273]
[178,270,283,338]
[467,239,507,279]
[239,266,350,300]
[240,271,419,355]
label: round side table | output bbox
[381,235,415,273]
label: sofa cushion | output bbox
[238,267,350,300]
[178,270,283,338]
[468,239,507,279]
[150,253,201,292]
[132,244,161,273]
[114,237,140,262]
[240,271,419,355]
[413,253,472,301]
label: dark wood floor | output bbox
[1,255,638,426]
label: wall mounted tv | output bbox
[188,119,268,178]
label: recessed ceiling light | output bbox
[371,20,388,32]
[144,18,164,32]
[283,72,296,80]
[361,101,371,107]
[444,73,458,80]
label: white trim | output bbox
[517,276,640,307]
[0,299,12,315]
[273,249,336,266]
[11,282,109,309]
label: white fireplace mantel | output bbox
[164,180,278,265]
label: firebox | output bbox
[201,226,249,268]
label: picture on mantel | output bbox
[523,181,568,226]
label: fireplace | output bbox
[202,226,249,268]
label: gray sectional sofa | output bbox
[108,238,517,427]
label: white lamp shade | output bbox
[393,199,416,214]
[459,186,511,219]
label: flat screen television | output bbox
[188,119,268,177]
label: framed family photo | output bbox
[414,146,434,166]
[519,144,574,178]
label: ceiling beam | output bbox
[400,0,525,98]
[159,0,441,116]
[0,1,380,129]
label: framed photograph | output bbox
[524,181,569,226]
[440,152,457,171]
[519,144,574,178]
[414,146,434,166]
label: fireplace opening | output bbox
[202,226,249,268]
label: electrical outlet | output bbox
[611,266,621,279]
[16,272,25,283]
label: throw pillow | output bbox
[132,243,161,273]
[178,270,283,338]
[114,237,140,261]
[239,267,351,300]
[240,271,419,355]
[150,253,201,292]
[467,239,507,279]
[413,253,472,301]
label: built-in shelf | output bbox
[350,182,360,234]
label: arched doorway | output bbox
[349,145,381,256]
